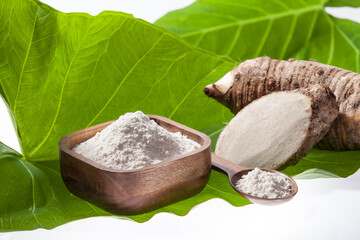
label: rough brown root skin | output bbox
[205,57,360,150]
[215,85,338,170]
[286,85,339,168]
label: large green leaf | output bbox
[0,0,235,161]
[0,0,242,231]
[1,0,359,231]
[0,142,111,230]
[156,0,360,72]
[0,142,249,231]
[156,0,360,175]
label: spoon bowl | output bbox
[212,154,298,205]
[230,169,298,205]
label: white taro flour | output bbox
[235,168,291,198]
[72,111,200,170]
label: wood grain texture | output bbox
[59,115,211,215]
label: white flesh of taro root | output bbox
[215,84,339,170]
[204,57,360,150]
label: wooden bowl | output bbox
[59,115,211,215]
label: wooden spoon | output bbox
[211,153,298,205]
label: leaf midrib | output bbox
[180,5,323,38]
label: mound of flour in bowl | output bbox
[72,111,200,170]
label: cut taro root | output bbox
[215,84,339,170]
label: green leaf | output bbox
[0,0,244,231]
[326,0,360,7]
[283,148,360,178]
[156,0,360,73]
[293,168,340,179]
[0,142,249,231]
[156,0,360,175]
[1,0,360,231]
[0,142,111,231]
[0,0,235,161]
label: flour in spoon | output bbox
[235,168,291,198]
[72,111,200,170]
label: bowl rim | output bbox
[59,114,211,173]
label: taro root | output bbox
[204,57,360,150]
[215,85,338,170]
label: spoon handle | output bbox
[211,153,249,177]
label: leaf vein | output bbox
[18,161,41,227]
[204,1,268,15]
[225,24,243,56]
[168,62,223,119]
[206,182,243,199]
[208,127,224,138]
[13,6,39,113]
[326,15,335,64]
[254,19,273,57]
[304,9,319,46]
[29,23,93,157]
[180,5,322,39]
[327,16,360,72]
[279,15,298,59]
[133,52,191,109]
[86,33,166,127]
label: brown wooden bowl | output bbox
[59,115,211,215]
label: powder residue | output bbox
[72,111,200,170]
[235,168,291,199]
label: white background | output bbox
[1,1,360,239]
